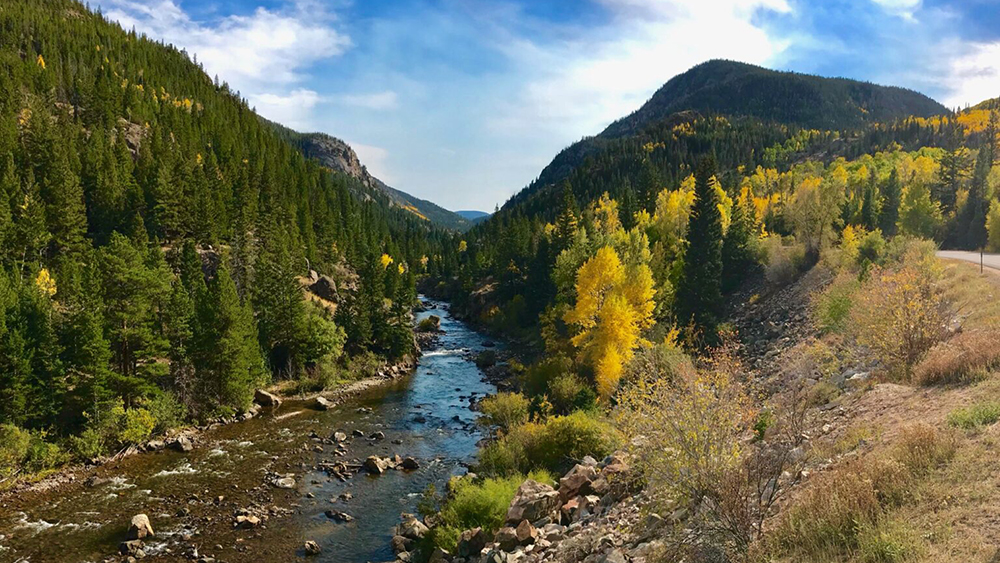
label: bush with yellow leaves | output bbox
[847,262,948,378]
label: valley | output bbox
[3,1,1000,563]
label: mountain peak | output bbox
[600,59,947,138]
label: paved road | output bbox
[936,250,1000,271]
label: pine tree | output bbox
[202,266,264,411]
[253,224,307,375]
[860,168,881,230]
[961,146,991,249]
[676,157,724,337]
[721,193,758,293]
[878,169,901,237]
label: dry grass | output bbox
[913,329,1000,386]
[774,424,955,561]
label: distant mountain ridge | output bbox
[268,123,473,231]
[513,59,950,209]
[456,210,490,223]
[601,59,947,138]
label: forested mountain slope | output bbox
[269,124,473,231]
[520,60,949,207]
[0,0,445,461]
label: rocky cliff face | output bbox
[297,133,379,189]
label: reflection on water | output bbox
[0,298,496,562]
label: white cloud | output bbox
[98,0,349,127]
[489,0,792,140]
[249,89,322,129]
[942,41,1000,108]
[337,91,399,111]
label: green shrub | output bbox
[478,392,530,432]
[119,408,156,445]
[947,401,1000,430]
[478,411,619,477]
[430,470,553,551]
[814,273,858,333]
[547,373,596,414]
[141,392,186,433]
[856,229,887,274]
[302,305,346,365]
[0,424,32,479]
[416,316,441,332]
[762,235,807,286]
[0,424,67,480]
[520,355,573,398]
[475,350,497,369]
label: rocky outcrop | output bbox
[505,480,561,525]
[254,389,282,407]
[421,452,641,563]
[127,514,154,540]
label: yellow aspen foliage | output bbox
[564,246,655,398]
[397,263,405,275]
[36,54,45,69]
[35,268,56,297]
[986,200,1000,252]
[591,192,621,235]
[714,179,733,234]
[420,255,429,268]
[458,240,467,253]
[380,253,394,269]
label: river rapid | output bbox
[0,299,496,563]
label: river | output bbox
[0,299,496,563]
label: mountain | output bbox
[601,59,947,138]
[456,210,491,223]
[524,60,949,201]
[270,126,472,231]
[0,0,447,449]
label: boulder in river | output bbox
[313,396,332,410]
[401,457,419,470]
[324,510,354,522]
[363,456,387,475]
[119,539,145,557]
[370,430,386,441]
[392,534,415,554]
[169,435,193,452]
[304,540,322,556]
[273,475,296,489]
[397,516,429,540]
[127,514,154,540]
[254,389,282,407]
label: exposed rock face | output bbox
[397,516,429,540]
[558,464,598,502]
[127,514,154,540]
[308,275,340,303]
[457,527,487,558]
[505,480,561,525]
[169,436,193,452]
[254,389,282,407]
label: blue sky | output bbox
[97,0,1000,212]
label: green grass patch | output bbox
[947,401,1000,430]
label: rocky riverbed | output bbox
[0,299,497,563]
